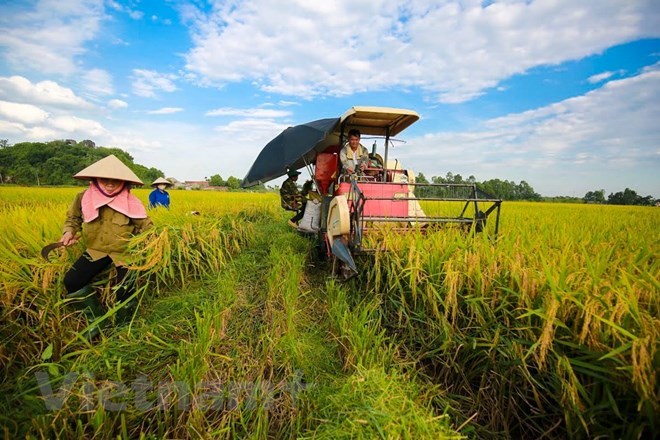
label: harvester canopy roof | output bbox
[339,106,419,137]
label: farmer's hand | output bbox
[60,231,78,246]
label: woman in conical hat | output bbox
[59,154,153,338]
[148,177,172,209]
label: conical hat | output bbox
[74,155,143,185]
[151,177,172,187]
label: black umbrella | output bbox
[241,117,340,188]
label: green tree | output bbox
[515,180,541,201]
[0,140,163,186]
[225,176,241,190]
[583,189,606,204]
[608,188,639,205]
[414,173,432,197]
[208,174,225,186]
[607,188,655,206]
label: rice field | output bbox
[0,187,658,439]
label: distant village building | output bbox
[184,180,210,190]
[182,180,228,191]
[166,177,185,189]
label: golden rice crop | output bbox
[359,201,659,437]
[1,186,658,439]
[0,187,277,374]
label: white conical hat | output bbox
[151,177,172,187]
[74,154,144,185]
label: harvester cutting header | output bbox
[242,106,502,278]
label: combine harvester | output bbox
[243,106,502,278]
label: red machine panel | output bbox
[337,182,409,217]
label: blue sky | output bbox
[0,0,658,197]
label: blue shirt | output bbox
[149,189,170,208]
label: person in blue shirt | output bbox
[149,177,172,208]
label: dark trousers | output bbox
[63,252,134,302]
[289,200,307,223]
[290,209,304,223]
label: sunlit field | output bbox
[1,187,658,439]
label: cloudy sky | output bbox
[0,0,658,197]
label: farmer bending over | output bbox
[59,155,153,339]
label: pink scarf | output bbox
[81,182,148,223]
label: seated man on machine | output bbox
[280,169,312,228]
[339,129,369,179]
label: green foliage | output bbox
[607,187,656,206]
[0,140,163,186]
[415,172,541,201]
[207,174,225,186]
[583,188,656,206]
[225,176,241,189]
[542,195,584,203]
[583,189,606,204]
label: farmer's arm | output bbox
[134,216,154,234]
[61,192,84,246]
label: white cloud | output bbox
[129,10,144,20]
[587,71,616,84]
[108,99,128,109]
[0,120,29,137]
[399,67,660,196]
[49,115,107,136]
[213,118,286,139]
[82,68,114,97]
[0,100,49,124]
[0,0,105,75]
[148,107,183,115]
[0,76,109,142]
[184,0,660,102]
[205,107,292,118]
[106,0,143,20]
[131,69,178,98]
[0,76,93,109]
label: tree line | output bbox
[583,188,657,206]
[1,139,655,204]
[0,139,266,191]
[0,140,164,186]
[415,172,542,201]
[414,171,656,205]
